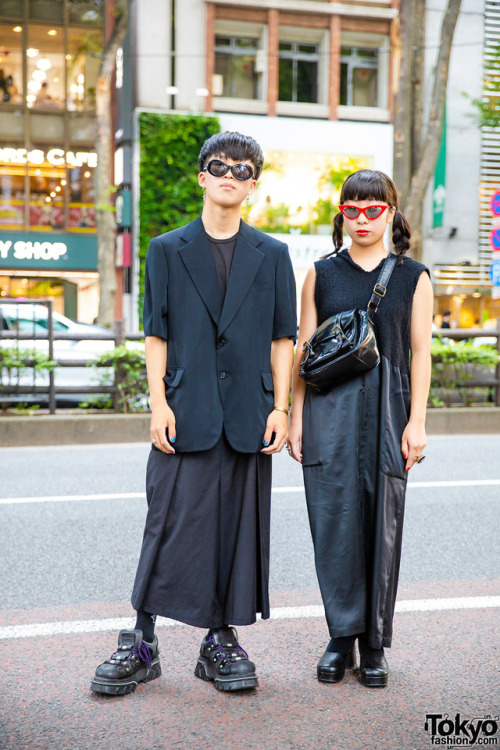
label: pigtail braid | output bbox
[392,209,411,263]
[320,211,344,260]
[332,211,344,253]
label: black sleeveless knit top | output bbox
[314,249,429,377]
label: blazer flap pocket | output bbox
[261,371,274,392]
[163,367,185,388]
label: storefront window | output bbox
[0,1,23,18]
[69,162,96,231]
[340,47,378,107]
[26,25,65,110]
[66,27,102,111]
[68,0,104,27]
[29,0,64,24]
[28,146,66,230]
[0,162,25,230]
[0,24,24,104]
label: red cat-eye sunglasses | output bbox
[339,205,391,220]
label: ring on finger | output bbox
[152,438,157,444]
[416,455,426,464]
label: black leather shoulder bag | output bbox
[299,252,397,390]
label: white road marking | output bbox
[1,479,500,505]
[0,596,498,641]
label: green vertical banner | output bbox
[433,106,447,228]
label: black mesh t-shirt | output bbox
[314,249,429,377]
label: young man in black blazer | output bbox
[91,132,297,695]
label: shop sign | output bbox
[0,147,97,168]
[490,191,500,216]
[490,227,500,252]
[115,189,131,228]
[0,232,97,270]
[488,258,500,286]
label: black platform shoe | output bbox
[317,644,357,683]
[194,626,258,692]
[357,645,388,688]
[91,629,161,696]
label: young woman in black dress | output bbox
[288,170,433,688]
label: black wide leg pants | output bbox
[131,432,272,629]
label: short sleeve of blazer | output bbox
[273,243,297,342]
[143,237,168,340]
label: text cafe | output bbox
[0,147,98,322]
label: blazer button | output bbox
[219,371,227,379]
[217,338,226,348]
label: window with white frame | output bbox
[278,41,319,103]
[215,34,262,100]
[339,36,389,109]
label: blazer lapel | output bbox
[179,219,222,327]
[218,223,265,335]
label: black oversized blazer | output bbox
[143,216,297,453]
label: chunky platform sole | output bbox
[356,669,388,688]
[90,660,162,696]
[194,657,258,691]
[317,646,357,683]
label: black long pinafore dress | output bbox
[301,249,429,650]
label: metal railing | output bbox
[2,300,500,412]
[0,300,144,414]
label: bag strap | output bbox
[367,253,398,318]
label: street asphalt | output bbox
[0,434,499,749]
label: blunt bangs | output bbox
[340,170,394,205]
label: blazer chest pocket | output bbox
[250,281,273,292]
[163,367,184,388]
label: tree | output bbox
[469,43,500,129]
[95,0,130,327]
[393,0,462,261]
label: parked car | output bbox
[0,302,143,405]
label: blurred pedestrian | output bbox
[91,132,296,696]
[288,169,433,688]
[441,310,452,329]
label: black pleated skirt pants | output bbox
[131,432,272,629]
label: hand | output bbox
[150,401,176,454]
[287,419,303,463]
[401,421,426,471]
[261,410,288,454]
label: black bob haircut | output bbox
[198,131,264,180]
[329,169,411,261]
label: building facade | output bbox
[0,0,103,321]
[117,0,496,331]
[423,0,499,329]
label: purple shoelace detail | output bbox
[129,641,153,669]
[209,635,248,662]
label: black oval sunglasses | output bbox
[204,159,254,181]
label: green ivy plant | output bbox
[430,339,499,407]
[85,344,147,413]
[0,347,56,377]
[138,112,221,323]
[0,347,56,411]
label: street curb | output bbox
[1,408,500,447]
